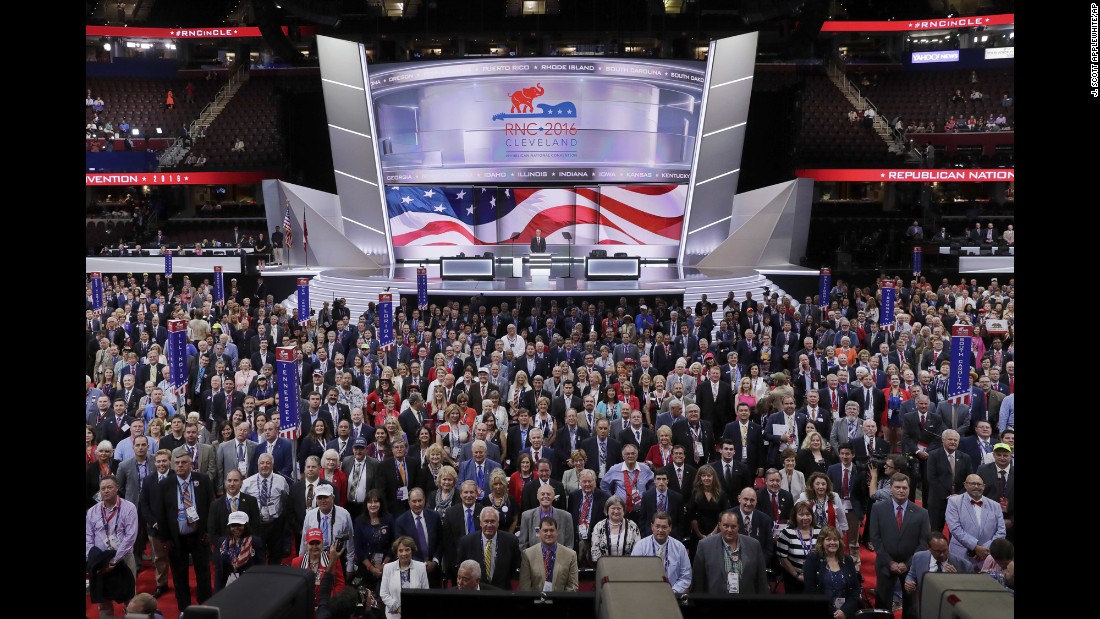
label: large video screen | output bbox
[367,58,705,185]
[386,185,686,247]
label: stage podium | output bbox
[529,252,551,283]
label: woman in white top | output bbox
[749,363,769,400]
[778,448,806,500]
[796,472,849,536]
[507,371,532,418]
[590,496,641,562]
[379,536,429,619]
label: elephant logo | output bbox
[509,83,544,113]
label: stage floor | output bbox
[270,263,818,316]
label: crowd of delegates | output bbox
[86,276,1015,617]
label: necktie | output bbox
[484,538,493,577]
[676,467,683,487]
[237,442,245,463]
[869,438,875,453]
[599,441,606,468]
[321,511,331,545]
[658,492,666,512]
[260,478,269,508]
[138,462,147,494]
[306,482,314,507]
[657,542,665,563]
[999,469,1007,494]
[848,420,856,439]
[415,515,428,555]
[896,504,904,529]
[350,463,362,502]
[919,414,926,429]
[936,560,944,573]
[970,499,983,507]
[948,452,956,483]
[466,508,475,534]
[232,496,239,512]
[842,467,850,498]
[635,430,641,444]
[831,391,838,410]
[771,493,779,519]
[398,460,407,486]
[725,463,733,488]
[477,464,484,490]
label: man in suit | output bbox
[115,433,154,573]
[711,439,751,499]
[139,448,172,597]
[442,481,486,581]
[172,422,217,482]
[299,391,336,448]
[848,371,885,428]
[640,469,684,538]
[618,408,658,458]
[696,365,734,429]
[945,474,1006,564]
[215,421,257,495]
[552,409,589,472]
[903,533,974,617]
[792,355,821,407]
[973,375,1004,435]
[671,404,715,469]
[98,398,136,447]
[377,437,415,515]
[458,440,503,499]
[831,401,864,454]
[342,438,380,520]
[521,458,568,512]
[959,420,997,468]
[757,468,794,527]
[458,507,521,590]
[288,456,334,547]
[519,516,579,591]
[902,396,946,502]
[253,420,295,480]
[722,402,764,478]
[733,488,776,567]
[935,400,972,437]
[762,395,808,470]
[518,484,575,551]
[118,374,145,417]
[157,449,215,611]
[207,469,262,591]
[580,417,623,483]
[869,473,931,616]
[977,443,1014,541]
[663,444,697,497]
[569,469,610,566]
[529,229,547,253]
[692,509,769,594]
[394,487,444,586]
[828,443,869,555]
[925,429,973,533]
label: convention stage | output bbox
[261,264,818,317]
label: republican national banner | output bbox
[378,294,394,351]
[297,278,310,326]
[912,246,922,276]
[880,281,896,332]
[819,268,832,310]
[947,325,974,405]
[90,272,105,315]
[167,319,189,408]
[213,266,224,307]
[276,346,301,440]
[794,169,1014,183]
[417,268,428,310]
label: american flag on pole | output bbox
[386,185,686,246]
[283,203,294,249]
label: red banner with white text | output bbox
[820,14,1014,32]
[85,171,280,186]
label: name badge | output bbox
[835,598,845,609]
[543,581,554,592]
[397,486,408,501]
[842,498,853,511]
[106,534,120,549]
[237,461,249,474]
[186,504,200,523]
[694,441,705,458]
[578,524,588,539]
[727,572,739,594]
[373,552,384,567]
[121,424,130,432]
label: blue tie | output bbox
[466,508,475,534]
[260,478,269,507]
[321,512,331,545]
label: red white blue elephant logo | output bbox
[493,84,577,121]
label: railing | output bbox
[159,62,250,168]
[828,57,912,156]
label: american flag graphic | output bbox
[283,205,294,249]
[386,185,686,246]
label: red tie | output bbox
[970,499,984,507]
[896,504,904,529]
[831,391,838,410]
[842,467,850,498]
[771,493,780,520]
[920,414,926,429]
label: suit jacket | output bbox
[761,411,809,468]
[517,507,574,551]
[639,488,685,537]
[118,388,146,416]
[394,509,444,564]
[529,236,547,253]
[521,479,568,513]
[691,532,769,594]
[207,493,262,545]
[376,458,416,516]
[734,508,776,561]
[868,500,931,567]
[671,421,716,468]
[116,457,154,505]
[139,470,167,535]
[253,437,295,480]
[458,458,503,497]
[172,443,217,481]
[579,436,623,481]
[958,436,997,469]
[442,502,485,574]
[97,414,136,447]
[286,477,334,538]
[340,455,381,502]
[457,531,520,590]
[827,463,869,517]
[925,448,973,512]
[935,401,972,436]
[756,488,794,524]
[695,380,734,428]
[568,488,610,544]
[617,426,658,460]
[721,420,764,474]
[945,493,1005,559]
[906,548,973,615]
[847,386,886,423]
[156,471,214,542]
[214,440,258,493]
[519,542,579,592]
[901,411,946,455]
[662,462,697,497]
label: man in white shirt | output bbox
[600,444,654,527]
[243,453,291,564]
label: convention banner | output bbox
[879,281,896,332]
[912,246,922,276]
[297,278,310,326]
[819,268,831,310]
[417,267,428,310]
[167,319,189,406]
[276,346,301,440]
[947,325,974,405]
[378,293,394,351]
[90,272,105,315]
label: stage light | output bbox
[103,42,112,51]
[132,128,140,136]
[155,128,163,134]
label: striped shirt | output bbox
[775,526,822,573]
